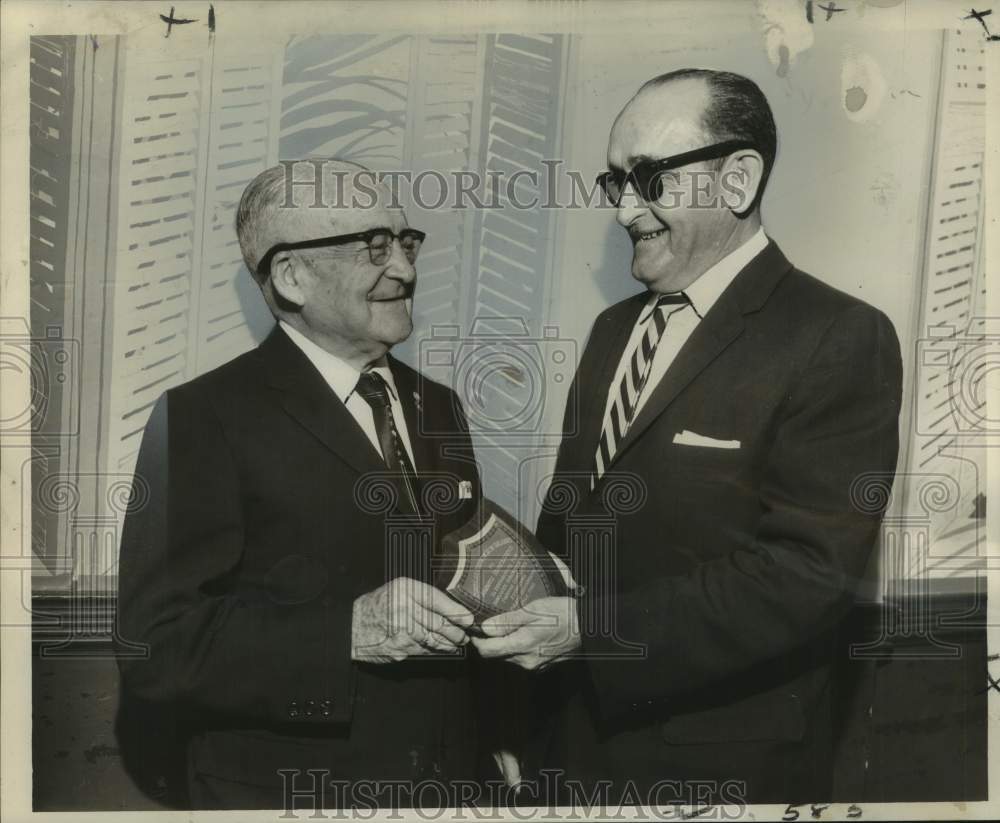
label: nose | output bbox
[615,179,646,228]
[383,238,417,283]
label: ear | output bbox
[267,251,309,308]
[719,150,765,215]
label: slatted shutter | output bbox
[402,35,483,358]
[191,54,282,374]
[28,36,77,571]
[29,37,75,330]
[106,45,282,482]
[463,34,567,515]
[107,56,205,476]
[904,26,988,577]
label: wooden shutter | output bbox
[107,45,281,480]
[28,36,78,572]
[402,35,483,354]
[107,56,205,476]
[903,26,988,578]
[191,54,282,375]
[464,34,567,514]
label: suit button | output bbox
[288,708,299,718]
[321,708,331,718]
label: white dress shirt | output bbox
[279,321,419,470]
[600,228,769,427]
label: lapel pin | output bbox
[458,480,473,500]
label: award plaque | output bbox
[436,499,569,631]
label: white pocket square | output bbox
[672,430,741,449]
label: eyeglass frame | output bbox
[596,139,759,207]
[255,227,427,281]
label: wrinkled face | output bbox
[607,80,739,293]
[278,191,417,362]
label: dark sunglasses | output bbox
[256,227,426,280]
[597,139,757,206]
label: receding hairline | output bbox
[616,75,712,130]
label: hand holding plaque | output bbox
[435,499,572,634]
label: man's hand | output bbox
[472,595,581,671]
[352,577,473,663]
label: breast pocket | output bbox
[666,442,747,485]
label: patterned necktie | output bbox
[591,293,690,489]
[355,371,422,515]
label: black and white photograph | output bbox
[0,1,996,820]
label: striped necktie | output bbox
[355,371,422,515]
[591,293,690,489]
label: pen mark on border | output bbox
[160,6,198,38]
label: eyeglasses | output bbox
[256,227,427,280]
[596,139,757,207]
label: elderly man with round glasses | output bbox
[116,160,484,810]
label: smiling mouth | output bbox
[632,227,667,244]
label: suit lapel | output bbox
[259,325,385,477]
[612,291,744,465]
[572,295,646,473]
[596,240,794,479]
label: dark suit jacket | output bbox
[115,325,482,809]
[533,241,903,804]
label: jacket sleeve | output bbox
[580,304,903,714]
[115,386,357,727]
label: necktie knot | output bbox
[355,371,390,408]
[656,292,689,308]
[591,291,689,490]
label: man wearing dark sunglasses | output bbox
[116,160,484,809]
[477,69,903,804]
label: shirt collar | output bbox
[640,227,768,322]
[278,320,399,402]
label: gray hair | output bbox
[235,158,372,285]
